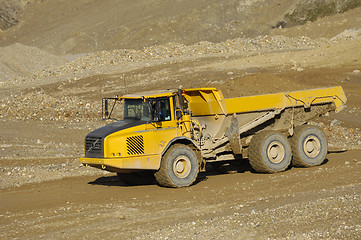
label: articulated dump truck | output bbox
[80,86,347,187]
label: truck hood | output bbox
[86,119,146,139]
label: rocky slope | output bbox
[0,0,359,54]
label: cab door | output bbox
[152,97,178,154]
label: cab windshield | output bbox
[123,98,172,122]
[123,99,151,122]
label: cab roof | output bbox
[120,88,219,99]
[121,89,176,99]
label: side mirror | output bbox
[102,97,119,120]
[104,99,109,118]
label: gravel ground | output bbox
[0,159,104,188]
[136,190,361,240]
[2,151,359,239]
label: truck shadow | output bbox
[88,175,130,187]
[88,160,253,187]
[87,159,329,187]
[88,172,157,187]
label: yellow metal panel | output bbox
[184,88,227,115]
[104,124,157,158]
[154,127,179,153]
[80,154,161,170]
[185,86,346,115]
[150,97,180,153]
[225,94,289,114]
[286,86,347,113]
[184,87,219,92]
[121,90,175,99]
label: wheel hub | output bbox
[175,161,185,172]
[173,155,191,178]
[267,141,285,163]
[303,135,321,158]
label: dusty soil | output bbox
[0,151,360,239]
[0,0,361,239]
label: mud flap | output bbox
[225,113,242,155]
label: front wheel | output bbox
[249,131,292,173]
[291,125,327,167]
[155,144,199,188]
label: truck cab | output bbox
[81,89,201,187]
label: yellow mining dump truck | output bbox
[80,86,346,187]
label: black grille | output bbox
[126,135,144,155]
[85,137,102,157]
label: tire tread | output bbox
[154,144,198,188]
[249,131,281,173]
[291,125,327,167]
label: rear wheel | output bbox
[155,144,199,188]
[249,131,292,173]
[291,125,327,167]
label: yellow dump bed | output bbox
[183,86,347,116]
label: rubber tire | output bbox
[249,131,292,173]
[117,171,155,186]
[291,125,327,167]
[155,144,199,188]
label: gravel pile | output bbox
[309,118,361,151]
[0,43,67,83]
[327,124,361,151]
[0,91,101,122]
[330,28,361,41]
[0,159,106,188]
[2,35,329,88]
[39,36,327,77]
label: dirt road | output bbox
[0,150,360,239]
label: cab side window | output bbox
[155,98,171,121]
